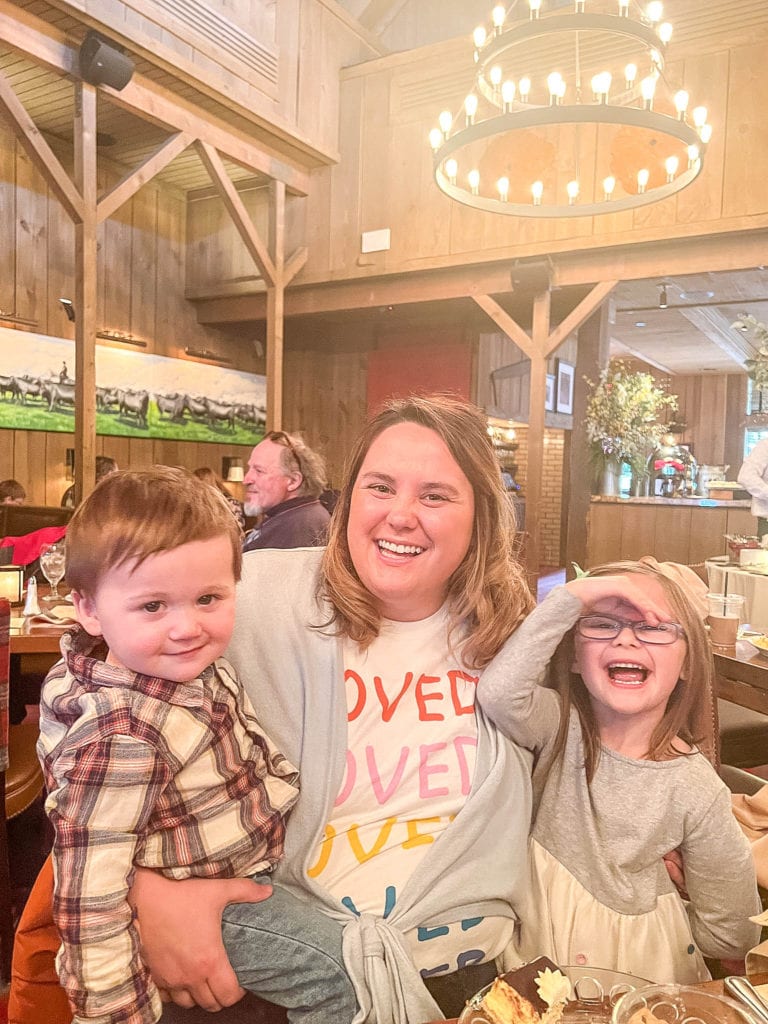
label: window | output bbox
[745,379,768,457]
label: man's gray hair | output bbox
[269,431,327,498]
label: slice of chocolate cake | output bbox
[478,957,571,1024]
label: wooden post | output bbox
[266,180,285,432]
[73,81,97,505]
[526,291,551,580]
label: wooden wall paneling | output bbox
[129,184,158,345]
[618,506,657,561]
[185,193,231,296]
[15,429,46,506]
[721,42,768,220]
[44,431,70,507]
[104,436,132,472]
[47,188,75,342]
[674,49,728,224]
[126,436,155,468]
[551,123,597,245]
[698,375,728,464]
[724,374,747,476]
[653,506,692,563]
[330,76,364,275]
[102,201,133,341]
[688,506,727,566]
[726,507,757,539]
[14,145,48,325]
[0,131,15,315]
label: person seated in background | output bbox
[38,466,356,1024]
[60,455,118,509]
[0,478,26,504]
[737,438,768,538]
[194,465,245,530]
[242,430,330,551]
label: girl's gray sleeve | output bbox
[477,586,582,750]
[682,784,762,958]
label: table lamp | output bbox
[0,565,24,604]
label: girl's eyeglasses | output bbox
[577,614,685,646]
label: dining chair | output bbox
[0,597,46,984]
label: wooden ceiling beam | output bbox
[678,306,751,367]
[358,0,409,32]
[97,131,194,223]
[196,140,277,287]
[0,0,309,196]
[0,66,83,222]
[472,295,536,360]
[544,280,618,357]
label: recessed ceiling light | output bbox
[678,290,714,300]
[634,320,647,327]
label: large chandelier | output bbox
[429,1,712,217]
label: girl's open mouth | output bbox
[607,662,648,684]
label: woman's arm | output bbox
[130,869,273,1011]
[680,785,762,959]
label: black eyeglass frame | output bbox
[576,614,686,646]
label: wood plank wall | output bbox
[0,126,259,505]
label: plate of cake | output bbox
[458,958,650,1024]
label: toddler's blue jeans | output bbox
[221,874,358,1024]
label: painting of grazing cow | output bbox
[183,395,208,420]
[0,375,18,400]
[44,380,76,412]
[13,376,44,404]
[155,393,186,421]
[204,397,236,431]
[117,388,149,428]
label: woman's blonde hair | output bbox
[320,394,534,668]
[550,559,718,781]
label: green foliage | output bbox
[584,360,678,475]
[733,315,768,389]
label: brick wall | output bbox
[507,426,565,567]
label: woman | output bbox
[10,396,534,1024]
[193,466,246,531]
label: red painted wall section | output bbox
[367,342,473,416]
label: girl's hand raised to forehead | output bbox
[564,574,669,624]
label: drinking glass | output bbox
[40,542,66,600]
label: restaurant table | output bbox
[706,557,768,635]
[430,973,768,1023]
[714,638,768,716]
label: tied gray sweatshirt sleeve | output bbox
[477,586,583,751]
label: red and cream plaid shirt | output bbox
[38,626,299,1024]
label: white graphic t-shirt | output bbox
[308,607,514,977]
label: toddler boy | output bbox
[37,466,354,1024]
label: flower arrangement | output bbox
[584,360,678,476]
[732,315,768,389]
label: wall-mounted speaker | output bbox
[79,31,134,91]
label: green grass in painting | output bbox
[0,397,264,445]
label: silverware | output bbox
[724,976,768,1023]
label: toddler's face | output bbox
[573,576,687,737]
[72,535,237,683]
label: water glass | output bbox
[40,542,66,600]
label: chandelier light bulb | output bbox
[637,168,650,193]
[625,63,637,88]
[548,72,564,104]
[519,76,531,102]
[687,143,700,168]
[658,22,673,43]
[531,180,544,205]
[492,4,505,30]
[473,25,487,49]
[618,0,629,14]
[665,155,679,182]
[566,180,579,204]
[699,123,713,144]
[490,65,503,88]
[429,128,442,151]
[674,90,689,118]
[501,80,516,110]
[692,105,708,128]
[468,169,480,195]
[464,94,478,124]
[575,0,585,11]
[603,176,616,200]
[649,48,662,69]
[445,158,458,183]
[497,176,510,202]
[438,110,453,135]
[640,75,657,108]
[529,0,541,19]
[646,1,663,24]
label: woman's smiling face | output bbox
[574,577,688,741]
[346,422,475,622]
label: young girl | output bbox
[478,560,761,984]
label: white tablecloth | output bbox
[706,558,768,633]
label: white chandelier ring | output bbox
[475,13,665,106]
[433,104,704,218]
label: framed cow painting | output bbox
[0,327,266,444]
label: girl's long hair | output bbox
[320,394,534,668]
[550,560,718,782]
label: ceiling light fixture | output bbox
[658,283,668,309]
[429,0,712,217]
